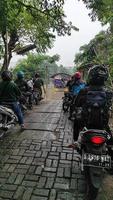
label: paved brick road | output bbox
[0,99,85,200]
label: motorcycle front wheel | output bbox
[62,102,69,112]
[0,130,4,138]
[0,114,7,138]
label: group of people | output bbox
[0,70,45,130]
[65,65,113,145]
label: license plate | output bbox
[83,153,111,168]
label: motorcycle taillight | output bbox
[90,136,106,144]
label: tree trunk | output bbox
[2,32,8,71]
[1,30,18,72]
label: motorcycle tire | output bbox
[0,130,4,138]
[62,102,69,112]
[84,167,100,200]
[0,115,9,138]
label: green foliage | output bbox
[0,0,78,70]
[13,53,71,80]
[74,30,113,65]
[81,0,113,25]
[74,30,113,82]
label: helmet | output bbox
[17,71,24,79]
[74,71,81,79]
[35,72,40,78]
[1,70,13,81]
[88,65,108,85]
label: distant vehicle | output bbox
[53,79,65,88]
[51,73,71,88]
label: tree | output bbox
[13,53,71,80]
[74,30,113,80]
[81,0,113,36]
[0,39,4,59]
[81,0,113,24]
[0,0,79,71]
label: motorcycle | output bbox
[62,92,73,112]
[20,92,33,113]
[0,104,18,138]
[76,127,111,200]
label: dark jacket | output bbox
[15,78,29,92]
[0,81,21,102]
[33,78,44,89]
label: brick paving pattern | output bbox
[0,100,86,200]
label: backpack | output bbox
[83,88,108,129]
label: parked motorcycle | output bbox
[77,127,111,200]
[20,92,33,113]
[0,105,18,138]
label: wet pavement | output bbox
[0,98,85,200]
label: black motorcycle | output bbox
[0,104,18,137]
[62,92,73,112]
[20,92,33,113]
[77,127,111,200]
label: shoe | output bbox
[20,124,26,131]
[67,141,80,149]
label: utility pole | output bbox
[6,29,8,69]
[45,65,48,100]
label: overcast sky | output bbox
[48,0,107,67]
[10,0,107,68]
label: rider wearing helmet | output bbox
[15,71,32,107]
[68,71,86,120]
[72,65,112,142]
[87,65,108,86]
[15,71,29,92]
[71,71,85,95]
[0,70,25,129]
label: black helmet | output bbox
[88,65,108,85]
[35,72,40,78]
[1,70,13,81]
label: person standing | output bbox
[33,72,46,98]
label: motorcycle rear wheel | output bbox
[84,167,99,200]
